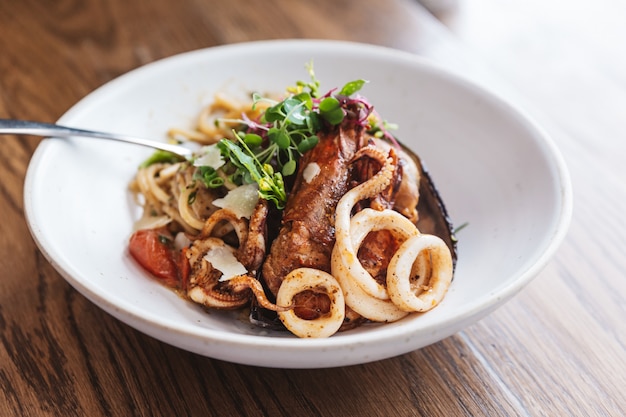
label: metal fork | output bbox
[0,118,194,158]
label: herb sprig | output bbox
[144,63,397,210]
[205,64,371,209]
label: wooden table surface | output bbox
[1,0,624,415]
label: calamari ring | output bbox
[347,208,419,300]
[333,261,408,322]
[330,146,410,322]
[331,147,395,295]
[277,268,345,338]
[332,209,414,322]
[387,234,453,312]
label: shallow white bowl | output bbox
[24,40,572,368]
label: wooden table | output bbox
[1,0,624,415]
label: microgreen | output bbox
[185,63,392,209]
[217,137,287,209]
[339,79,367,97]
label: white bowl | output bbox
[24,40,572,368]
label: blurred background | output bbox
[2,1,625,415]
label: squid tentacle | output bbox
[227,275,291,312]
[186,202,272,310]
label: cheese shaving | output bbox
[212,183,259,218]
[204,246,247,282]
[193,144,225,169]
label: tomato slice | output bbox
[129,228,184,289]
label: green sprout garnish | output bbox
[217,137,287,209]
[201,65,370,208]
[141,63,390,210]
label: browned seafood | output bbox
[353,138,421,285]
[262,129,455,330]
[129,81,458,339]
[261,122,367,296]
[185,200,276,309]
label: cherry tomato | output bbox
[129,228,184,288]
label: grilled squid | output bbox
[331,146,408,321]
[185,201,288,311]
[386,233,453,312]
[331,145,453,322]
[276,268,345,338]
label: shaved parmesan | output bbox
[204,246,248,282]
[193,144,225,169]
[302,162,320,183]
[212,183,259,218]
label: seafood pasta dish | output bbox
[128,66,457,338]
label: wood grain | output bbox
[438,2,626,415]
[1,0,624,415]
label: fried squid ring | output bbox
[331,146,403,320]
[387,234,453,312]
[348,208,419,299]
[332,209,416,322]
[277,268,345,338]
[333,263,408,322]
[331,145,453,322]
